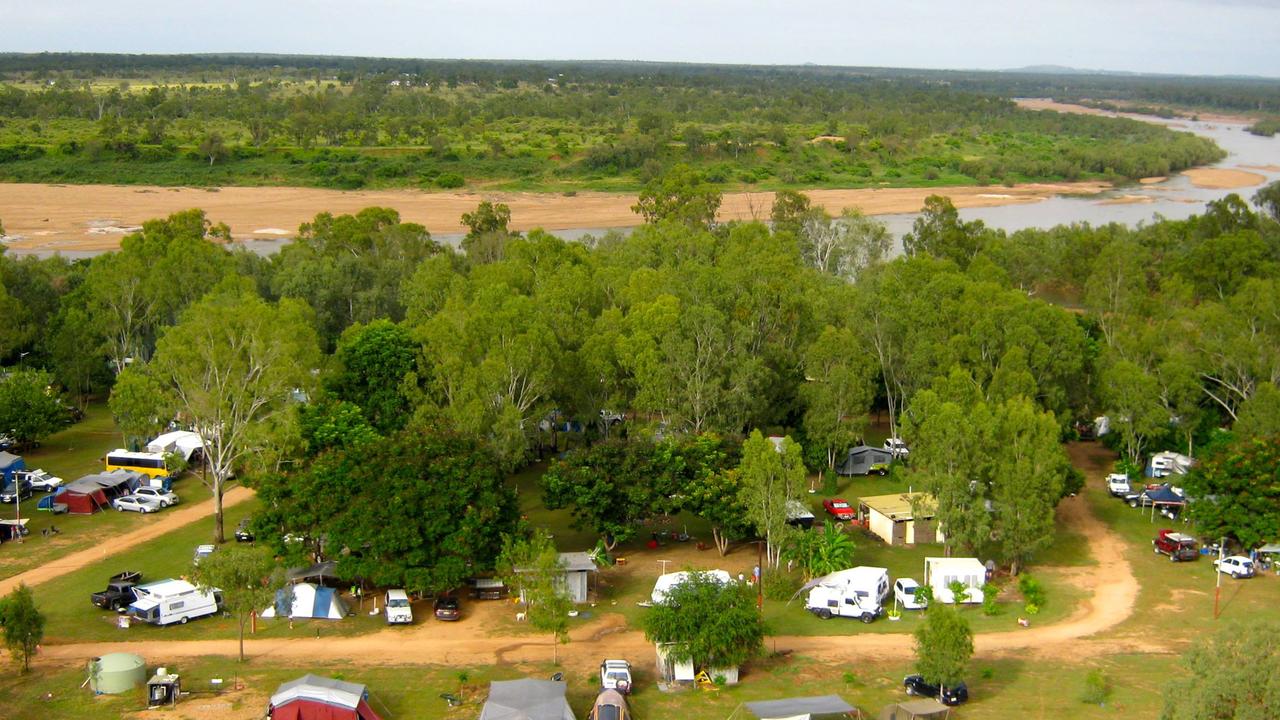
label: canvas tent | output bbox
[877,700,950,720]
[262,582,349,620]
[269,674,382,720]
[146,431,205,462]
[58,471,142,514]
[836,446,894,476]
[479,678,576,720]
[734,695,859,720]
[0,451,24,484]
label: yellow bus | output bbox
[104,450,171,479]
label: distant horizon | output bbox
[4,51,1279,83]
[6,0,1279,78]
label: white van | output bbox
[385,589,413,624]
[128,579,221,625]
[804,566,889,623]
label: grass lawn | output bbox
[0,651,1179,720]
[0,404,214,579]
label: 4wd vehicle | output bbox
[1214,555,1255,579]
[1153,530,1198,561]
[903,675,969,706]
[1106,473,1132,497]
[0,477,33,503]
[91,571,142,611]
[600,659,632,694]
[17,469,62,493]
[234,517,255,542]
[434,595,460,621]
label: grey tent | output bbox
[836,446,894,476]
[738,695,858,720]
[479,679,576,720]
[877,700,949,720]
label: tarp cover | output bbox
[479,679,576,720]
[1144,486,1186,504]
[744,695,856,718]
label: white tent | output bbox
[146,431,205,462]
[651,570,733,604]
[261,582,348,620]
[479,679,576,720]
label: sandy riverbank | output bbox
[1181,167,1267,189]
[0,180,1110,254]
[1015,97,1258,125]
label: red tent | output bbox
[269,675,382,720]
[61,483,108,515]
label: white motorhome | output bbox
[128,579,221,625]
[923,557,986,604]
[384,589,413,624]
[804,566,889,623]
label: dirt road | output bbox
[28,452,1146,671]
[0,180,1111,255]
[0,486,254,597]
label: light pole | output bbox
[1213,536,1226,619]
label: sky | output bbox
[4,0,1280,77]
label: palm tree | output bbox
[785,521,856,579]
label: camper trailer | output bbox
[128,579,221,626]
[804,566,889,623]
[922,557,986,604]
[785,499,815,529]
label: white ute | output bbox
[600,659,633,694]
[385,589,413,624]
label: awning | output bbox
[129,597,160,613]
[744,695,856,719]
[1258,544,1280,555]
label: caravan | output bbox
[804,566,889,623]
[923,557,986,604]
[128,579,221,625]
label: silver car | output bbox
[133,487,179,508]
[112,495,163,513]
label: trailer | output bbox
[128,579,221,626]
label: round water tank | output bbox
[89,653,147,694]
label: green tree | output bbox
[632,163,722,228]
[902,195,991,269]
[913,603,973,688]
[1253,180,1280,221]
[124,279,320,543]
[1184,435,1280,549]
[1100,359,1168,467]
[906,390,992,556]
[460,201,517,264]
[1235,383,1280,440]
[0,369,68,449]
[1161,618,1280,720]
[107,368,173,449]
[801,326,878,469]
[989,396,1069,574]
[327,320,419,433]
[770,190,811,233]
[682,467,754,556]
[799,208,892,280]
[496,529,573,664]
[784,521,856,580]
[541,440,669,551]
[738,431,807,568]
[198,131,227,165]
[189,544,287,662]
[642,571,764,671]
[0,583,44,673]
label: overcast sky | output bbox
[4,0,1279,77]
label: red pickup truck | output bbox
[1153,530,1198,562]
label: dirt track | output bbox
[0,180,1111,255]
[0,486,254,597]
[26,445,1147,672]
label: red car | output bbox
[822,498,855,522]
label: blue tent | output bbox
[262,582,348,620]
[0,452,25,484]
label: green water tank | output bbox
[89,653,147,695]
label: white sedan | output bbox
[112,495,163,513]
[1214,556,1256,579]
[133,487,179,508]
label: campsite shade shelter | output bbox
[877,700,950,720]
[1142,485,1187,521]
[730,694,859,720]
[269,674,382,720]
[479,678,576,720]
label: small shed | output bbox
[269,674,382,720]
[837,446,894,476]
[858,493,942,546]
[517,552,598,604]
[878,699,950,720]
[0,451,25,484]
[479,678,576,720]
[734,694,859,720]
[88,652,147,695]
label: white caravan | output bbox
[923,557,986,604]
[128,579,221,625]
[804,566,889,623]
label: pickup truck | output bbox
[1152,530,1198,562]
[91,571,143,611]
[1106,473,1132,497]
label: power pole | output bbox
[756,540,764,612]
[1213,537,1225,619]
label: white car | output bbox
[894,578,928,610]
[1214,556,1255,579]
[133,487,179,508]
[600,659,633,694]
[193,544,216,564]
[884,438,910,459]
[1106,473,1131,497]
[112,495,162,513]
[18,469,63,493]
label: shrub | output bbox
[981,583,1001,616]
[1018,575,1045,610]
[436,172,464,188]
[1079,668,1111,705]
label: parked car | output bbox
[132,486,179,508]
[1106,473,1132,497]
[1152,530,1199,562]
[1214,555,1255,578]
[0,477,33,504]
[434,595,460,621]
[234,517,255,543]
[903,675,969,706]
[600,659,633,694]
[894,578,928,610]
[90,570,143,611]
[18,469,63,493]
[385,589,413,625]
[822,498,855,522]
[884,437,910,459]
[112,494,162,513]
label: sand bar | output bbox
[0,180,1109,254]
[1181,167,1266,189]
